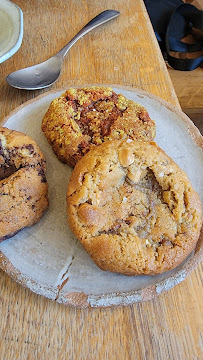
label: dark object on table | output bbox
[144,0,203,70]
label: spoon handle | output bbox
[57,10,120,58]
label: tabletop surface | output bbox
[0,1,202,359]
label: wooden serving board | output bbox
[0,85,202,307]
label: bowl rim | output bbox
[0,0,23,64]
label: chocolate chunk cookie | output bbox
[0,126,49,242]
[67,140,202,275]
[42,86,156,167]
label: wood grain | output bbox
[168,67,203,114]
[0,1,202,359]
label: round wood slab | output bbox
[0,85,202,307]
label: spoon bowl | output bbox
[7,10,120,90]
[7,55,63,90]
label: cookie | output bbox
[67,140,202,275]
[0,126,49,242]
[42,86,156,167]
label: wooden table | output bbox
[0,1,202,358]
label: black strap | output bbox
[144,0,203,70]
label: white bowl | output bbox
[0,0,23,64]
[0,86,202,307]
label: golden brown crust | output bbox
[42,86,156,167]
[0,126,49,241]
[67,140,202,275]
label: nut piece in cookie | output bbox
[67,140,202,276]
[42,86,156,167]
[0,126,49,242]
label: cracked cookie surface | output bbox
[42,86,156,167]
[0,126,49,242]
[67,140,202,275]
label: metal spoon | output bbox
[6,10,120,90]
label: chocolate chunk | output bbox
[0,164,17,180]
[25,144,34,154]
[37,168,47,183]
[0,139,4,156]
